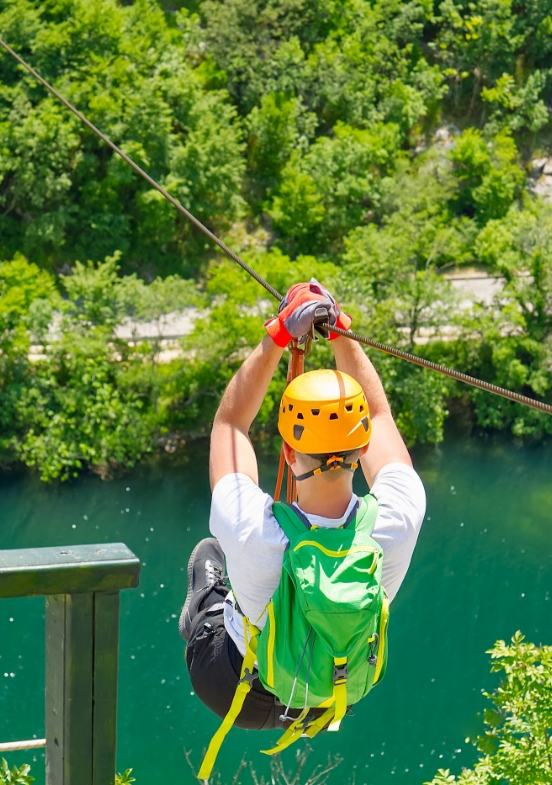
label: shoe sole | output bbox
[180,538,216,641]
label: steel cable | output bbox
[2,38,551,417]
[328,326,552,415]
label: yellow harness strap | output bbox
[197,619,259,782]
[328,656,348,732]
[261,656,348,755]
[260,707,310,755]
[303,706,336,738]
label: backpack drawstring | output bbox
[279,627,313,723]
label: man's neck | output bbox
[296,479,354,519]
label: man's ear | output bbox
[360,443,370,457]
[282,442,296,466]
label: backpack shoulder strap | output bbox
[353,493,379,536]
[273,495,378,539]
[272,501,312,540]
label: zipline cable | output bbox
[329,326,552,415]
[2,38,552,418]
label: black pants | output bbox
[185,598,288,730]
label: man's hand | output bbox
[265,279,352,347]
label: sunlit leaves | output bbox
[426,633,552,785]
[0,0,245,273]
[0,759,34,785]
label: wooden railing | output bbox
[0,543,141,785]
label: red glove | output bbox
[265,279,351,347]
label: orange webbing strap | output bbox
[197,619,260,782]
[274,447,286,502]
[276,342,305,504]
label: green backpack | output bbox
[255,494,389,752]
[197,493,389,781]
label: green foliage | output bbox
[0,254,58,329]
[431,0,552,133]
[191,0,443,131]
[1,0,552,477]
[268,122,402,255]
[14,331,153,481]
[0,254,204,479]
[424,632,552,785]
[0,762,134,785]
[247,93,317,200]
[448,129,524,223]
[0,760,33,785]
[116,770,136,785]
[0,0,245,274]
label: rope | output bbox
[0,739,46,752]
[1,38,551,418]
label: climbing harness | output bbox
[1,37,551,417]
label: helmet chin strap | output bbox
[294,454,359,482]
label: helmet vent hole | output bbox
[329,413,338,420]
[345,404,353,412]
[359,405,365,412]
[297,412,304,420]
[311,409,320,416]
[288,404,294,411]
[294,425,304,441]
[282,406,286,413]
[361,416,369,432]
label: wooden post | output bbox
[45,593,94,785]
[45,592,122,785]
[0,543,140,785]
[92,592,120,785]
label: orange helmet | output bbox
[278,370,371,454]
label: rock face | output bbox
[529,158,552,203]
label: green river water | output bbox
[0,434,550,785]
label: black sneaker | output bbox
[179,538,227,642]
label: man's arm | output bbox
[209,335,285,490]
[332,337,412,486]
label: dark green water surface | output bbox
[0,435,550,785]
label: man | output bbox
[179,280,426,732]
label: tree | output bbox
[431,0,552,132]
[268,122,402,255]
[0,0,245,275]
[425,632,552,785]
[447,129,525,223]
